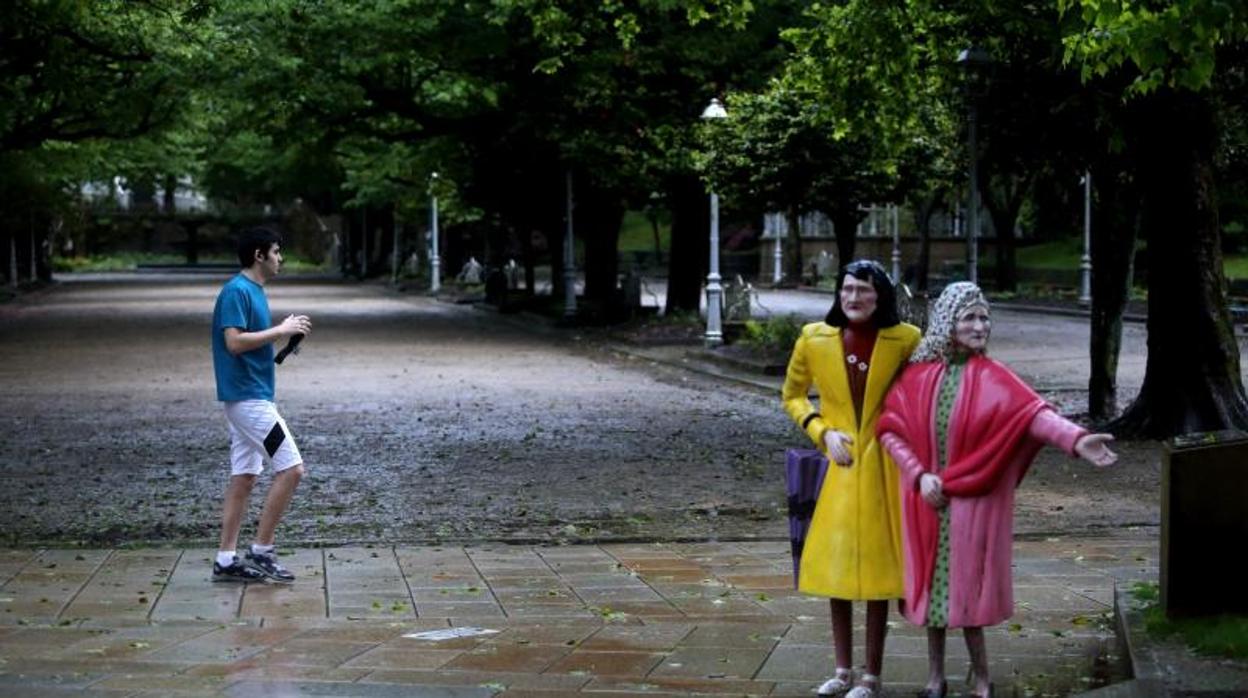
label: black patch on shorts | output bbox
[263,422,286,457]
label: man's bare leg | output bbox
[218,474,257,553]
[255,464,304,546]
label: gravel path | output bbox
[0,275,1160,546]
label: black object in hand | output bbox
[275,333,304,364]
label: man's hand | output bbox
[1075,433,1117,467]
[278,314,312,338]
[823,430,854,466]
[919,473,947,509]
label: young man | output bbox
[210,227,312,583]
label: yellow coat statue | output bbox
[782,321,921,600]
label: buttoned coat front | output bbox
[781,321,921,600]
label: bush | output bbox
[742,314,804,353]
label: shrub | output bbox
[742,314,804,353]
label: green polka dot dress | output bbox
[926,358,966,628]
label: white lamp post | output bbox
[430,172,441,293]
[701,97,728,346]
[1080,170,1092,305]
[891,204,902,282]
[772,214,784,284]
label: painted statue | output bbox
[781,260,922,698]
[876,282,1117,698]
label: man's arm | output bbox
[224,314,311,355]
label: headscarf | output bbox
[910,281,988,363]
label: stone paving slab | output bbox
[0,535,1152,695]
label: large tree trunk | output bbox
[785,208,804,284]
[983,176,1030,293]
[1111,91,1248,437]
[1088,167,1140,422]
[162,174,177,213]
[579,181,626,306]
[664,174,709,315]
[912,193,941,292]
[830,210,861,267]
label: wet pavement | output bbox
[0,273,1230,695]
[0,532,1155,697]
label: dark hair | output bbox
[237,227,282,268]
[824,259,901,328]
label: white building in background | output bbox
[79,175,209,213]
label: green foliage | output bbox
[51,252,327,273]
[1060,0,1248,95]
[697,87,896,222]
[742,314,803,353]
[1132,582,1248,659]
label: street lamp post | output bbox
[891,205,902,283]
[564,171,577,319]
[701,97,728,346]
[958,46,991,285]
[429,172,441,293]
[771,214,784,284]
[1080,170,1092,305]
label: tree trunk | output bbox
[983,176,1029,293]
[162,174,177,213]
[649,210,663,266]
[664,174,709,315]
[912,193,941,292]
[522,228,536,295]
[786,208,804,284]
[579,181,626,306]
[1111,91,1248,437]
[830,211,860,268]
[1088,167,1139,422]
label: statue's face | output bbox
[839,275,878,324]
[954,303,991,352]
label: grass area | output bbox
[1015,238,1087,270]
[1018,238,1248,279]
[1225,256,1248,279]
[618,210,669,254]
[53,252,328,273]
[1132,582,1248,659]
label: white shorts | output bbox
[223,400,303,476]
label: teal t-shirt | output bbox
[212,273,275,402]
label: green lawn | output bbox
[1018,238,1248,279]
[54,252,327,273]
[618,210,669,254]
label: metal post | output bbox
[772,214,783,284]
[705,192,724,346]
[1080,170,1092,305]
[430,194,441,293]
[361,208,369,277]
[30,212,37,282]
[967,101,979,284]
[392,220,401,285]
[891,204,902,282]
[563,171,577,318]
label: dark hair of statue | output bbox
[824,259,901,328]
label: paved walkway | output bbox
[0,533,1156,696]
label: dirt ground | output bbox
[0,275,1162,547]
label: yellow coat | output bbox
[782,321,921,600]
